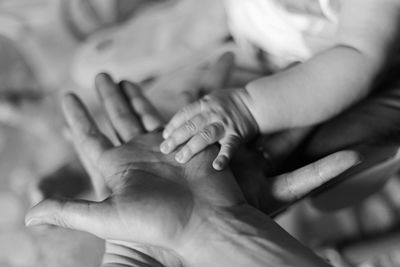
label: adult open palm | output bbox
[26,71,358,267]
[26,74,245,267]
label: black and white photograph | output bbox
[1,0,400,266]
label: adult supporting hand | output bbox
[188,52,360,215]
[25,73,358,267]
[27,74,245,266]
[231,143,360,216]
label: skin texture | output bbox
[161,0,400,170]
[160,85,258,171]
[24,71,359,267]
[163,53,355,214]
[159,52,257,171]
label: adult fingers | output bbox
[213,135,241,170]
[62,93,113,166]
[160,113,210,154]
[95,73,144,142]
[120,80,165,131]
[271,150,360,202]
[163,100,204,139]
[70,133,111,200]
[25,198,109,238]
[62,94,113,198]
[175,122,225,164]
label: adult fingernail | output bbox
[160,141,172,154]
[25,217,41,227]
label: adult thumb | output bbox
[271,150,360,202]
[25,198,107,238]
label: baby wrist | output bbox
[244,80,289,133]
[231,88,260,138]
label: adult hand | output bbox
[186,52,360,215]
[25,73,357,267]
[25,73,246,267]
[231,143,359,216]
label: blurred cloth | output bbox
[60,0,168,40]
[0,0,55,38]
[70,0,343,118]
[0,0,77,90]
[71,0,251,120]
[224,0,340,70]
[71,0,341,83]
[71,0,229,88]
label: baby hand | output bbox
[160,88,258,170]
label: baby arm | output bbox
[245,0,400,132]
[161,0,400,170]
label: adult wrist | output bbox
[177,204,331,267]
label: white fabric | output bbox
[72,0,229,89]
[224,0,340,69]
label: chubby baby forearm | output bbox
[244,45,381,133]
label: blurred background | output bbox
[1,0,400,266]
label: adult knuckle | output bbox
[56,201,69,228]
[53,214,67,228]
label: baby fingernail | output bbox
[162,129,170,139]
[213,162,222,170]
[175,150,188,163]
[175,152,184,163]
[213,157,226,171]
[160,141,172,153]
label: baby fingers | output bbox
[213,135,241,171]
[163,99,208,139]
[174,122,225,164]
[160,113,210,154]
